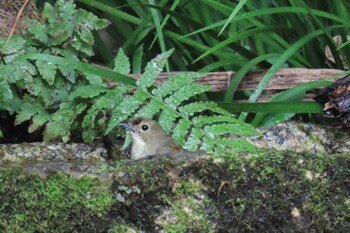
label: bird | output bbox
[118,118,181,160]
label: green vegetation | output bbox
[0,168,114,232]
[66,0,350,71]
[72,0,350,124]
[0,0,260,154]
[1,1,350,148]
[1,1,349,231]
[0,0,110,142]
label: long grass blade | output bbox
[224,54,277,102]
[218,0,248,36]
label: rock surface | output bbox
[0,122,349,232]
[0,142,108,162]
[250,121,350,154]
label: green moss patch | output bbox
[0,169,114,232]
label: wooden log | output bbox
[126,68,345,102]
[129,68,345,92]
[104,68,346,102]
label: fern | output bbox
[105,50,260,154]
[0,0,109,140]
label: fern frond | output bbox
[137,49,173,89]
[81,87,126,142]
[85,74,107,87]
[15,102,50,133]
[173,119,191,145]
[36,60,57,85]
[107,95,141,131]
[135,99,163,119]
[184,128,204,151]
[114,49,130,75]
[151,73,203,98]
[103,49,260,155]
[159,109,178,133]
[165,84,211,109]
[106,50,172,132]
[192,115,241,126]
[179,102,229,117]
[44,102,87,142]
[215,138,257,153]
[204,123,258,137]
[69,85,107,99]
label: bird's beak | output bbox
[118,122,134,131]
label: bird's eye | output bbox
[141,124,149,131]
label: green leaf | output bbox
[0,82,11,100]
[165,84,211,109]
[152,72,203,98]
[58,0,76,20]
[82,129,96,143]
[114,49,131,75]
[173,119,191,145]
[0,63,30,84]
[36,60,57,85]
[0,36,27,55]
[149,0,168,71]
[16,53,136,86]
[106,89,148,133]
[204,123,259,137]
[247,26,344,104]
[85,74,106,87]
[136,99,163,119]
[15,103,40,125]
[29,111,50,133]
[194,26,284,63]
[179,102,229,118]
[77,28,94,45]
[184,128,203,151]
[44,102,86,142]
[77,9,109,30]
[132,45,143,74]
[82,87,125,142]
[42,2,56,23]
[218,0,248,36]
[216,138,257,153]
[71,37,94,56]
[69,85,107,99]
[216,101,325,114]
[159,109,178,133]
[78,0,142,25]
[224,54,278,102]
[250,80,332,126]
[193,115,242,126]
[137,49,173,89]
[27,20,49,43]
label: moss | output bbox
[109,224,138,233]
[0,168,114,232]
[161,178,213,232]
[1,149,350,232]
[209,150,350,232]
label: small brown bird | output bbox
[118,118,181,160]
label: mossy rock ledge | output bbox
[0,122,350,232]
